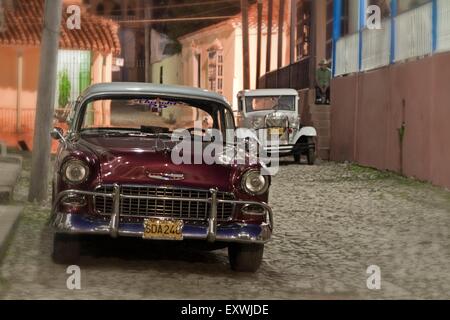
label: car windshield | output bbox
[77,97,229,136]
[245,96,296,112]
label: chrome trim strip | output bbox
[207,188,218,242]
[109,184,120,238]
[146,173,185,181]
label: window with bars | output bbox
[296,0,312,60]
[55,50,92,110]
[207,49,224,95]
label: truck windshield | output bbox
[245,96,296,112]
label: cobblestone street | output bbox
[1,157,450,299]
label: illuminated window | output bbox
[207,42,224,95]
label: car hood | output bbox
[78,135,242,191]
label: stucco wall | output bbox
[0,46,113,149]
[151,54,182,85]
[330,53,450,190]
[180,24,236,107]
[0,47,39,110]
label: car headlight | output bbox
[251,117,264,129]
[62,160,89,184]
[241,170,269,195]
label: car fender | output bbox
[293,126,317,144]
[235,128,261,144]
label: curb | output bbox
[0,158,22,205]
[0,206,23,262]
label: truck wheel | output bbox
[293,153,301,163]
[52,233,80,264]
[307,137,316,165]
[228,243,264,272]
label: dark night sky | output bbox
[150,0,257,39]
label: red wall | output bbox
[330,75,358,162]
[331,52,450,190]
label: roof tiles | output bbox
[0,0,120,55]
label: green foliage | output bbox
[58,70,71,108]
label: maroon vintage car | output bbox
[50,83,273,272]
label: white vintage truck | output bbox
[236,89,317,165]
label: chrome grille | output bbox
[265,112,289,128]
[94,185,235,221]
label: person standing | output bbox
[315,59,331,105]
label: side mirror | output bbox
[51,127,65,141]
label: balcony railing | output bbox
[335,33,360,76]
[395,2,432,62]
[334,1,450,76]
[361,20,391,71]
[437,0,450,52]
[258,57,310,90]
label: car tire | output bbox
[293,153,301,163]
[228,243,264,272]
[307,137,316,165]
[52,233,81,264]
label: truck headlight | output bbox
[252,117,264,129]
[241,170,269,195]
[62,160,89,184]
[290,117,300,129]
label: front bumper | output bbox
[50,187,273,244]
[264,144,295,155]
[263,141,315,156]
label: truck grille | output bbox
[94,185,235,221]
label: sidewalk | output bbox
[0,206,23,260]
[0,142,24,260]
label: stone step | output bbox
[316,127,330,137]
[317,136,330,149]
[313,120,331,130]
[0,206,23,260]
[0,158,22,204]
[317,148,330,160]
[311,111,330,122]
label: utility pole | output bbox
[309,0,317,89]
[241,0,250,89]
[256,0,263,88]
[277,0,286,69]
[266,0,273,73]
[290,0,297,64]
[121,0,128,81]
[28,0,63,202]
[144,0,152,83]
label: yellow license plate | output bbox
[143,218,183,240]
[268,128,284,136]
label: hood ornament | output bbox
[146,172,185,181]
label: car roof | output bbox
[237,89,299,97]
[80,82,231,108]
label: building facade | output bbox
[0,0,120,149]
[331,0,450,189]
[178,0,290,108]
